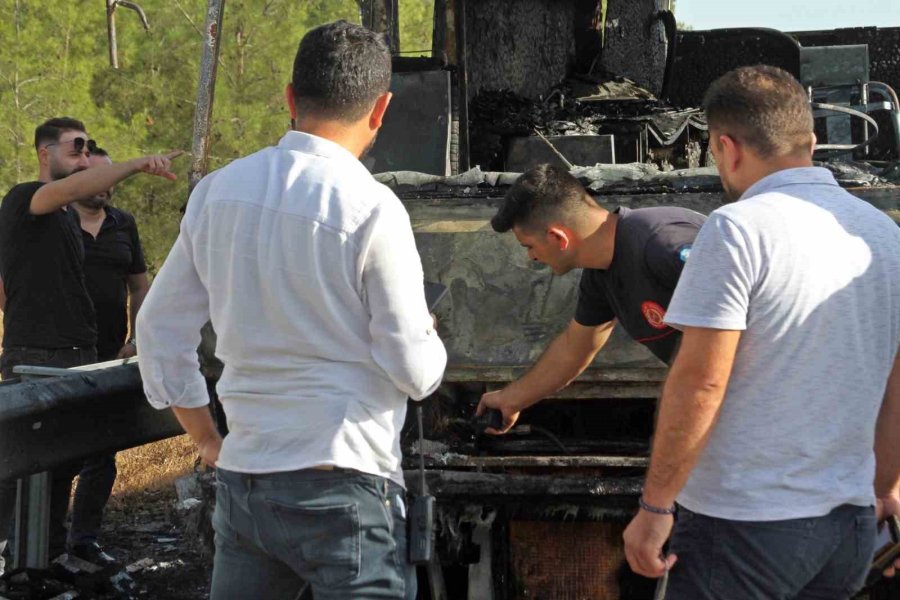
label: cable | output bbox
[810,101,880,152]
[529,425,570,454]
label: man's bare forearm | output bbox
[32,161,141,215]
[642,328,741,507]
[505,320,614,410]
[875,354,900,498]
[127,274,150,337]
[172,405,221,447]
[32,151,181,215]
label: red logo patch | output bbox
[641,301,667,330]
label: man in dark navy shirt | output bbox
[64,148,150,565]
[476,164,705,433]
[0,117,180,573]
[76,148,149,362]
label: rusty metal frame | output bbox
[188,0,226,193]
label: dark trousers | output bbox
[210,467,416,600]
[68,452,117,546]
[665,503,877,600]
[0,345,98,567]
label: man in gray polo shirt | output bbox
[623,65,900,598]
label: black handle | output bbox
[473,408,504,431]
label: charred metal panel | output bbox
[367,71,452,175]
[599,0,669,95]
[668,28,802,108]
[465,0,577,99]
[408,471,643,498]
[793,27,900,94]
[801,45,870,88]
[198,186,898,382]
[505,134,615,171]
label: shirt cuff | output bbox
[663,312,747,331]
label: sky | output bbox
[676,0,900,32]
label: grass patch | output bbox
[109,435,198,508]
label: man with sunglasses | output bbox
[0,117,180,573]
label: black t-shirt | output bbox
[0,182,97,348]
[575,206,706,363]
[82,206,147,360]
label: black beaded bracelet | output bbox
[638,496,676,515]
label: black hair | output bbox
[704,65,813,158]
[291,20,392,122]
[34,117,86,152]
[492,164,597,233]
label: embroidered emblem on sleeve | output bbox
[641,301,668,330]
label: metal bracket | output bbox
[9,356,139,570]
[467,510,497,600]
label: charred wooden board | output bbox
[408,470,642,498]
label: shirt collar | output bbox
[740,167,839,201]
[276,130,361,165]
[103,206,121,225]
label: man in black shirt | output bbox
[476,164,705,433]
[0,117,180,572]
[63,148,150,564]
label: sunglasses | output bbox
[45,137,98,155]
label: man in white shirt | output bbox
[136,21,447,600]
[623,65,900,598]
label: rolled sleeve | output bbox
[664,212,755,332]
[137,183,212,410]
[360,199,448,400]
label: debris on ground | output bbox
[0,484,212,600]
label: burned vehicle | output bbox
[3,1,897,599]
[192,2,900,598]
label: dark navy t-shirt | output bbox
[82,206,147,359]
[575,206,706,363]
[0,182,97,349]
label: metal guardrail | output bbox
[0,361,182,482]
[0,359,184,571]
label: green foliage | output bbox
[399,0,433,56]
[0,0,433,272]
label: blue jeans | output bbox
[665,503,877,599]
[210,467,416,600]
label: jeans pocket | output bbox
[267,500,361,588]
[845,510,878,593]
[212,478,236,544]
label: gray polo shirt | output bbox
[665,167,900,521]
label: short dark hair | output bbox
[34,117,86,152]
[291,20,392,122]
[492,164,597,233]
[703,65,813,158]
[91,146,109,158]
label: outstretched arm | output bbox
[31,151,183,215]
[476,319,615,433]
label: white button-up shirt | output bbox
[136,131,447,486]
